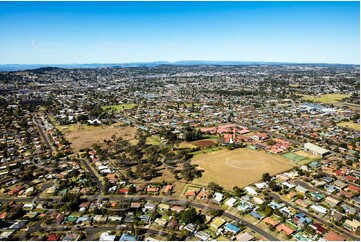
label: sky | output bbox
[0,1,359,64]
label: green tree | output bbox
[262,173,271,182]
[208,182,223,192]
[181,208,197,224]
[128,185,136,195]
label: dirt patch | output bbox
[63,124,136,151]
[191,148,293,190]
[294,150,317,158]
[192,140,217,148]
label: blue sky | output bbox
[0,1,359,64]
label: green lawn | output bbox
[101,103,137,111]
[191,146,225,157]
[301,94,350,104]
[146,135,162,145]
[201,134,219,140]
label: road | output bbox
[95,196,279,241]
[32,115,55,152]
[0,193,280,241]
[20,221,170,241]
[79,159,103,199]
[269,193,359,241]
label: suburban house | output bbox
[343,219,360,232]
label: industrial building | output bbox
[304,142,330,158]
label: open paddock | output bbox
[191,148,293,190]
[301,94,350,104]
[61,123,136,151]
[101,103,137,111]
[337,121,360,131]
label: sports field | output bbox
[101,103,137,111]
[283,152,307,162]
[301,94,350,104]
[61,123,136,151]
[192,139,217,148]
[191,149,293,190]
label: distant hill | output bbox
[0,61,358,72]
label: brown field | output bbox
[62,123,136,151]
[191,148,293,190]
[192,139,217,148]
[177,142,198,149]
[337,121,360,131]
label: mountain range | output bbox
[0,61,358,72]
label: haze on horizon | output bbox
[0,1,359,65]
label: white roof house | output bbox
[255,182,268,189]
[310,205,327,214]
[225,198,237,207]
[213,192,224,203]
[99,232,116,241]
[253,197,265,205]
[98,165,109,170]
[245,186,257,196]
[282,182,295,189]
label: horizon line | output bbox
[0,60,360,66]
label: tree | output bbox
[264,206,273,217]
[269,181,282,192]
[262,173,271,182]
[61,193,81,211]
[181,208,197,224]
[233,186,246,197]
[128,185,136,195]
[208,182,223,192]
[336,206,345,213]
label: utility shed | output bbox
[304,143,330,157]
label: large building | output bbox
[304,143,330,158]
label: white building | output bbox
[304,143,330,157]
[225,198,237,207]
[213,192,224,203]
[99,232,116,241]
[245,186,257,196]
[310,204,327,215]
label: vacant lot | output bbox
[337,121,360,131]
[101,103,137,111]
[62,123,136,151]
[191,149,293,190]
[301,94,350,104]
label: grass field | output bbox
[283,152,307,162]
[334,102,360,111]
[191,146,225,157]
[146,135,162,145]
[337,121,360,131]
[178,142,198,149]
[61,123,136,151]
[101,103,137,111]
[191,149,293,190]
[301,94,350,104]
